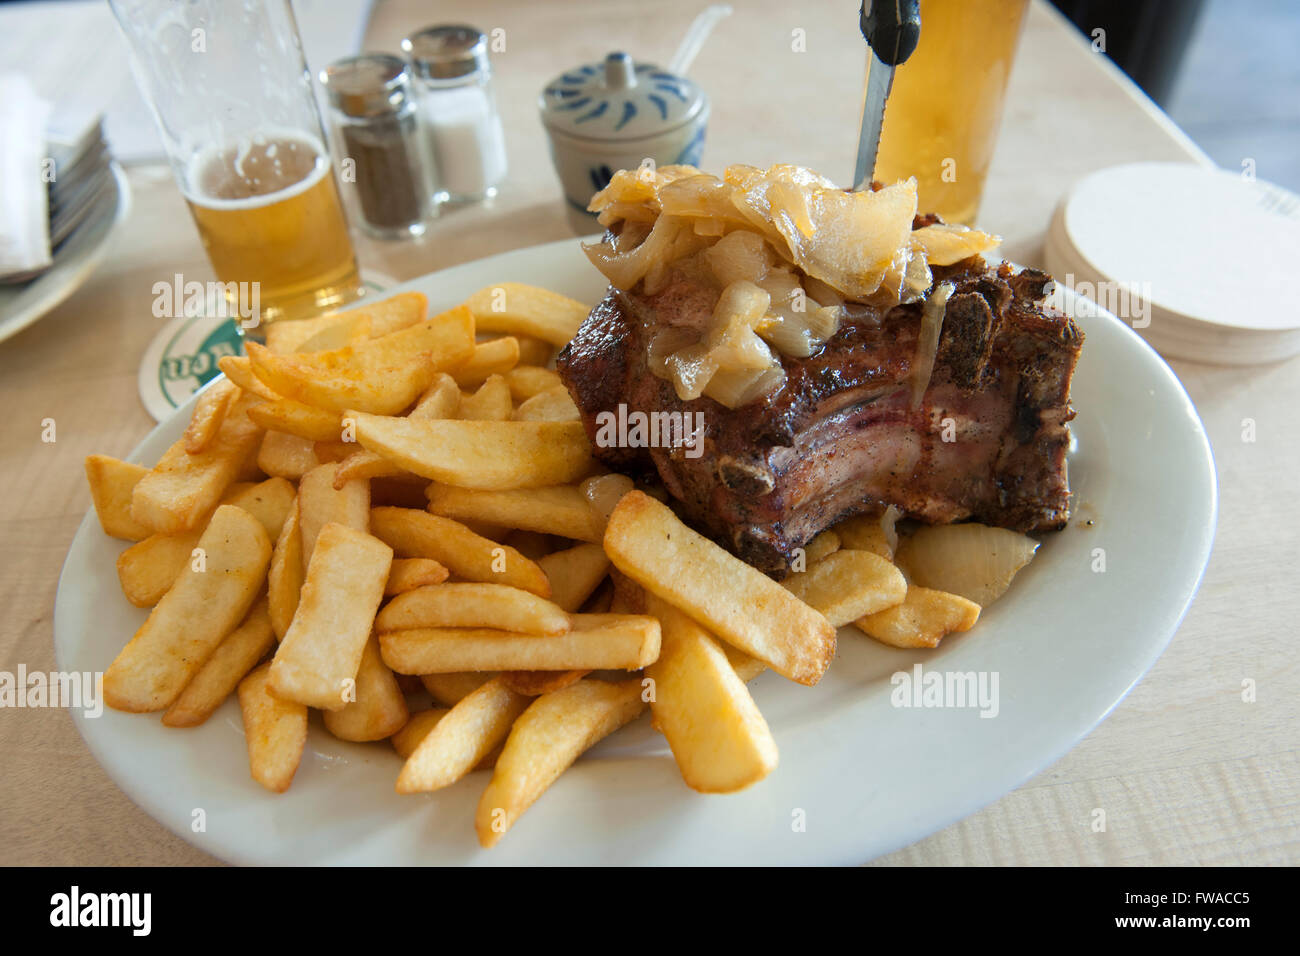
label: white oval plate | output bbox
[54,237,1216,865]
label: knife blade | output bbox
[852,0,922,191]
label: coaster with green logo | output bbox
[137,272,393,422]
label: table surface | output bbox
[2,0,1296,866]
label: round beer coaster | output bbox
[1045,162,1300,365]
[137,270,395,421]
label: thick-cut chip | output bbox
[536,544,610,612]
[216,355,280,401]
[115,479,291,606]
[115,528,202,607]
[385,557,450,595]
[376,583,570,635]
[784,549,907,626]
[248,399,342,443]
[225,476,296,540]
[268,523,392,711]
[464,282,590,346]
[395,676,529,793]
[267,497,303,641]
[369,507,550,597]
[643,594,777,793]
[500,670,588,696]
[183,379,239,454]
[296,312,371,352]
[458,374,513,421]
[322,636,409,741]
[504,366,563,402]
[451,337,519,388]
[512,386,580,422]
[426,484,602,542]
[163,597,275,727]
[264,292,427,353]
[722,643,767,682]
[475,678,645,847]
[379,613,660,674]
[84,455,152,541]
[246,306,474,414]
[237,661,308,793]
[314,440,358,462]
[833,512,895,560]
[855,586,981,649]
[104,505,272,712]
[297,463,369,573]
[421,672,496,706]
[352,415,592,490]
[603,491,835,685]
[802,530,840,566]
[256,430,321,479]
[513,335,555,367]
[130,391,265,534]
[391,708,449,759]
[331,373,462,487]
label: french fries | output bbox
[512,386,580,422]
[297,463,369,571]
[375,583,570,635]
[163,597,275,727]
[369,507,551,597]
[458,374,513,421]
[395,677,529,793]
[268,523,392,711]
[351,415,593,490]
[855,586,981,649]
[426,484,603,542]
[475,678,646,847]
[246,306,474,415]
[464,282,590,346]
[421,672,496,706]
[321,636,409,742]
[536,543,610,612]
[267,497,303,640]
[603,491,836,685]
[452,337,519,388]
[384,557,450,595]
[130,391,265,534]
[182,379,239,454]
[104,504,272,711]
[84,455,152,541]
[379,614,661,674]
[82,277,1023,847]
[643,595,777,793]
[238,662,308,793]
[784,549,907,626]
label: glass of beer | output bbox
[110,0,364,331]
[871,0,1029,225]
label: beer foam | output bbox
[184,131,333,210]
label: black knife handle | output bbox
[860,0,921,66]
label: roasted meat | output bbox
[558,257,1082,575]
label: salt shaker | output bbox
[402,25,508,203]
[320,54,433,238]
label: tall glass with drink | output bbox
[871,0,1029,225]
[110,0,363,331]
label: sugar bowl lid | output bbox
[539,52,706,141]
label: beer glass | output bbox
[871,0,1029,225]
[110,0,363,329]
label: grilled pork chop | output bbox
[558,255,1082,575]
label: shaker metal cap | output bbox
[402,24,489,80]
[320,54,412,117]
[539,52,707,141]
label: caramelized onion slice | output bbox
[896,523,1039,607]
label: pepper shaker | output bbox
[402,25,509,203]
[320,54,434,238]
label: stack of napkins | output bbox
[0,73,114,284]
